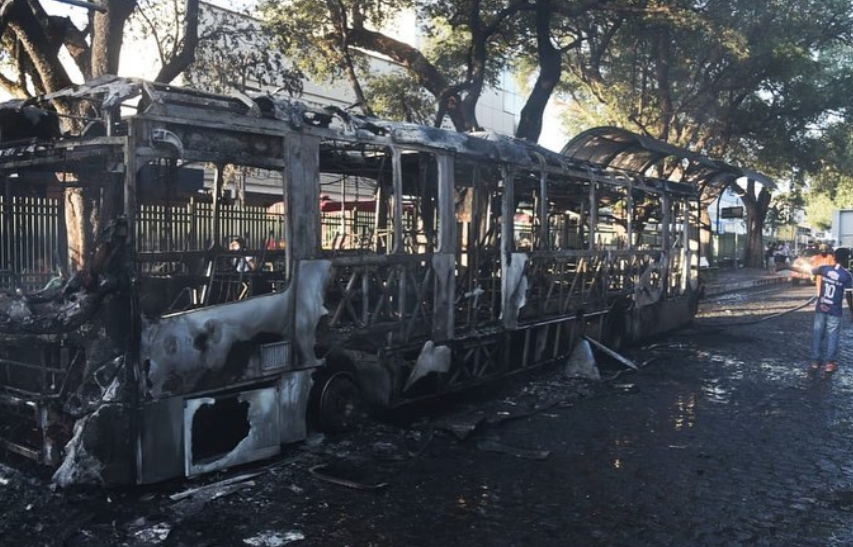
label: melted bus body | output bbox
[0,78,700,484]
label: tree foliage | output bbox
[0,0,152,99]
[560,0,853,158]
[260,0,610,138]
[554,0,853,263]
[765,188,805,231]
[363,72,435,124]
[127,2,302,95]
[0,0,298,100]
[799,123,853,230]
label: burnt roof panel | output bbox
[561,126,775,190]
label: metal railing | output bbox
[1,195,286,286]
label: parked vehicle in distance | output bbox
[790,247,826,285]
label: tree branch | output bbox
[0,0,17,38]
[0,65,28,97]
[155,0,199,83]
[516,0,561,142]
[50,14,90,76]
[348,26,450,98]
[90,0,137,77]
[5,0,72,94]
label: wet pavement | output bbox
[5,274,853,546]
[702,266,790,297]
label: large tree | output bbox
[556,0,853,266]
[0,0,201,98]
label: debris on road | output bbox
[243,530,305,546]
[476,440,551,460]
[584,336,639,370]
[564,338,601,380]
[169,471,265,502]
[309,463,388,490]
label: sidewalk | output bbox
[701,266,791,297]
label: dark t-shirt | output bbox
[813,264,853,316]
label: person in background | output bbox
[810,247,853,374]
[765,242,775,271]
[774,242,787,270]
[229,237,256,273]
[781,242,792,266]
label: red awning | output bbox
[319,196,377,213]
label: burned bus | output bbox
[0,77,701,485]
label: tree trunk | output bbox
[745,213,764,268]
[69,0,134,274]
[698,187,720,265]
[90,0,136,77]
[65,186,89,273]
[155,0,199,83]
[454,0,489,132]
[516,0,561,142]
[734,180,771,268]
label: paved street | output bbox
[4,279,853,546]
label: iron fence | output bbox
[136,199,285,252]
[1,195,286,290]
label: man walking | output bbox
[810,248,853,373]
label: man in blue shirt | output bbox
[811,248,853,373]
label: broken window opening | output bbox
[317,144,443,256]
[453,160,503,330]
[0,156,122,296]
[320,144,447,346]
[319,142,388,253]
[190,396,251,465]
[136,161,288,315]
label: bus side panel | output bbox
[628,292,700,343]
[137,397,183,484]
[134,260,330,482]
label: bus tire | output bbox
[310,370,363,433]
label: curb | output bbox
[703,276,789,298]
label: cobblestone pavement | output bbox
[4,282,853,547]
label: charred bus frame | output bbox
[0,77,702,485]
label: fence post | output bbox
[2,176,10,269]
[188,198,197,250]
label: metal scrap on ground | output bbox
[584,336,639,370]
[308,463,388,490]
[476,440,551,460]
[169,471,265,501]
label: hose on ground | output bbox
[707,295,816,327]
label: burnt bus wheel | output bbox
[311,371,363,433]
